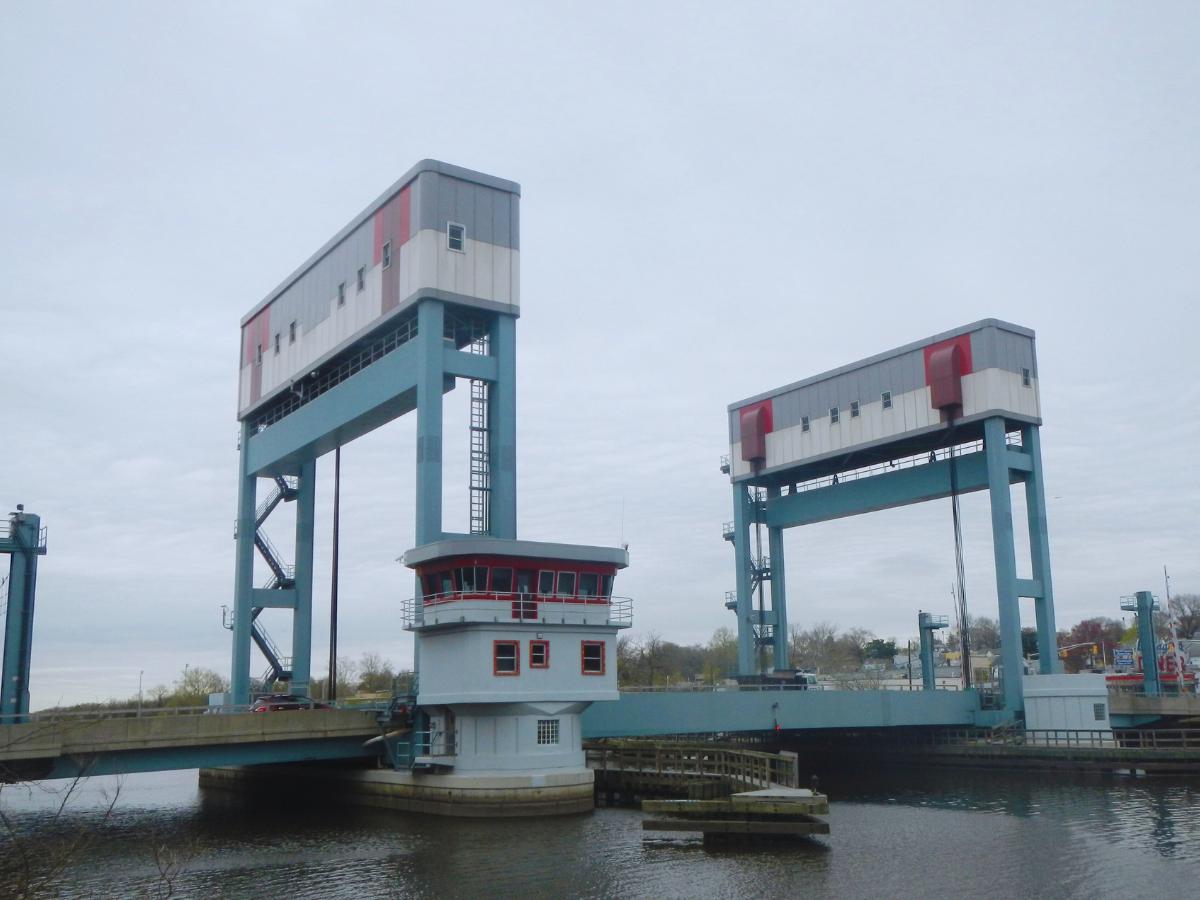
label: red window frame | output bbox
[530,640,550,669]
[493,640,520,676]
[581,640,605,676]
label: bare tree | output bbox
[0,768,123,897]
[356,652,396,693]
[1170,593,1200,639]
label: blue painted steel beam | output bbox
[763,450,1026,530]
[231,423,258,705]
[290,460,316,698]
[251,588,297,609]
[1134,590,1161,697]
[40,736,377,780]
[731,485,756,674]
[1021,425,1060,673]
[766,485,789,671]
[582,689,981,738]
[488,313,518,539]
[985,417,1026,715]
[1,512,45,723]
[415,299,445,545]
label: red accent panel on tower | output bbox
[242,307,270,405]
[924,335,972,412]
[739,400,773,468]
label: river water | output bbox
[2,766,1197,898]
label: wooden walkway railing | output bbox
[584,740,798,791]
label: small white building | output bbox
[398,537,631,815]
[1022,674,1112,735]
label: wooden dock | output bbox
[643,788,830,838]
[585,740,830,840]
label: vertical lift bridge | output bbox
[229,160,520,704]
[724,319,1060,716]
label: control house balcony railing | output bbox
[402,592,633,630]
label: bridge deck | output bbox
[581,687,990,738]
[0,709,382,780]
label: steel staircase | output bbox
[226,476,300,688]
[469,379,491,534]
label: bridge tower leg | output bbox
[1022,425,1060,674]
[290,460,317,698]
[488,313,518,540]
[917,611,948,691]
[2,508,47,723]
[984,416,1027,715]
[415,299,446,546]
[1133,590,1161,697]
[731,484,756,675]
[230,426,257,705]
[766,486,789,671]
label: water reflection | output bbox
[1,767,1197,898]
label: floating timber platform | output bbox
[642,788,830,838]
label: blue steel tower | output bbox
[724,320,1060,717]
[229,161,520,705]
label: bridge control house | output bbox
[399,538,630,812]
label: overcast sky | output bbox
[3,2,1197,708]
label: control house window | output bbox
[492,567,513,593]
[493,640,519,676]
[382,241,392,269]
[557,571,577,597]
[581,641,605,675]
[530,640,549,669]
[537,719,559,745]
[882,391,892,410]
[578,573,599,598]
[537,570,555,595]
[447,222,466,252]
[338,282,346,307]
[801,415,810,432]
[829,406,840,425]
[850,400,860,418]
[357,266,366,292]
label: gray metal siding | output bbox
[729,322,1038,441]
[419,172,519,250]
[242,159,520,325]
[265,219,375,344]
[250,172,519,345]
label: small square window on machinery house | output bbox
[447,222,466,252]
[357,267,365,292]
[338,282,346,306]
[537,719,560,745]
[829,406,840,425]
[382,241,392,269]
[850,401,860,418]
[289,321,297,344]
[882,391,892,409]
[801,416,810,432]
